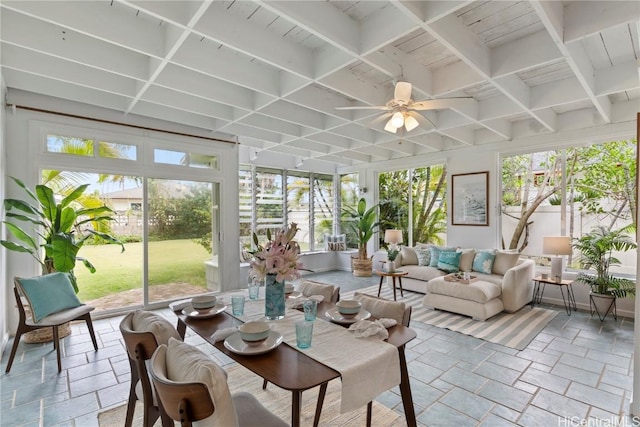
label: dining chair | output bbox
[119,310,180,427]
[299,279,340,303]
[353,292,412,426]
[6,274,98,374]
[150,338,288,427]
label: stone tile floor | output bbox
[1,271,637,426]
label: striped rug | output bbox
[341,284,557,351]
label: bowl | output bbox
[284,283,295,294]
[239,321,271,346]
[336,300,362,318]
[191,295,217,314]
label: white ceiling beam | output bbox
[595,60,640,95]
[143,86,235,121]
[132,100,220,130]
[320,69,389,106]
[564,1,640,42]
[439,127,474,146]
[258,102,326,130]
[491,30,562,78]
[240,114,302,138]
[495,74,556,131]
[360,7,417,54]
[531,0,612,124]
[530,77,587,110]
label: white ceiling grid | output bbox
[1,0,638,166]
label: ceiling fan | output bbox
[336,81,472,134]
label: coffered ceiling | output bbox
[1,1,639,166]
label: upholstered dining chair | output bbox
[149,338,288,427]
[119,310,180,427]
[6,273,98,374]
[298,279,340,303]
[353,292,412,427]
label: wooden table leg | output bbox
[398,276,404,298]
[313,383,328,427]
[398,346,417,427]
[292,390,302,427]
[377,275,384,297]
[176,319,186,339]
[392,277,397,301]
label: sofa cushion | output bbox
[458,249,476,272]
[400,247,418,266]
[472,250,496,274]
[428,246,455,267]
[437,251,461,273]
[493,251,520,275]
[427,277,502,303]
[414,247,431,266]
[402,265,447,282]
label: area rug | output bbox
[341,284,557,351]
[98,363,403,426]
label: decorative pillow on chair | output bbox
[437,251,461,273]
[131,310,180,345]
[17,272,82,323]
[472,250,496,275]
[414,247,431,266]
[165,338,238,427]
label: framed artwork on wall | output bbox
[451,171,489,226]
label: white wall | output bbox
[0,69,7,353]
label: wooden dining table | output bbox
[174,299,417,427]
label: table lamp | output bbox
[384,229,403,271]
[542,236,572,282]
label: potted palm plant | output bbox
[1,177,124,340]
[342,198,379,276]
[573,225,636,321]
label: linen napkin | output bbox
[169,299,192,312]
[286,294,324,309]
[347,319,395,340]
[211,327,238,342]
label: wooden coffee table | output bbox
[375,270,409,301]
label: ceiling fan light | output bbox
[384,119,398,133]
[390,111,404,128]
[404,115,419,132]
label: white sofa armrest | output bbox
[501,259,535,312]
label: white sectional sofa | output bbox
[373,246,535,321]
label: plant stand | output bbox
[589,292,617,322]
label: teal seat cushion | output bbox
[17,273,82,323]
[472,250,496,275]
[437,251,461,273]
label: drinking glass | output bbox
[295,320,314,349]
[248,279,260,300]
[231,296,245,316]
[303,299,317,321]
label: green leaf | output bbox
[3,222,38,251]
[5,212,47,226]
[79,257,97,273]
[35,185,57,222]
[75,216,115,227]
[0,240,36,255]
[4,199,42,217]
[10,176,38,202]
[51,233,80,272]
[59,184,89,209]
[76,205,116,217]
[85,230,125,252]
[58,206,77,233]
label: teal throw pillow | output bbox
[437,251,461,273]
[428,246,454,267]
[414,247,431,266]
[17,272,82,323]
[472,250,496,275]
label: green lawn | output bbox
[75,239,210,301]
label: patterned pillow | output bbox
[414,247,431,266]
[428,246,455,267]
[437,251,461,273]
[472,250,496,274]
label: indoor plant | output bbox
[342,198,379,276]
[249,223,302,320]
[573,225,636,320]
[2,177,124,292]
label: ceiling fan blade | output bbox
[407,111,435,130]
[367,112,393,128]
[410,98,473,111]
[335,105,390,110]
[394,81,412,103]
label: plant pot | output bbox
[589,292,617,322]
[352,258,373,277]
[387,261,396,273]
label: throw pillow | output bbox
[354,292,406,325]
[166,338,238,427]
[492,251,520,275]
[131,310,180,346]
[472,250,496,275]
[428,246,455,267]
[17,272,82,323]
[458,249,476,272]
[437,251,461,273]
[400,247,418,266]
[414,247,431,266]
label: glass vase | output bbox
[265,274,285,320]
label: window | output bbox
[339,173,359,249]
[154,149,218,169]
[47,135,138,161]
[287,172,310,250]
[239,166,253,249]
[255,168,284,244]
[501,140,637,275]
[313,174,335,248]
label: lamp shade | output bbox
[390,111,405,128]
[384,229,403,244]
[542,236,572,255]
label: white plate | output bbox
[325,307,371,324]
[182,303,227,319]
[224,330,283,355]
[286,291,302,299]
